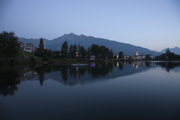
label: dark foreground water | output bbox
[0,61,180,120]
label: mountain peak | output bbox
[62,33,78,37]
[69,32,76,35]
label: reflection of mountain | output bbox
[16,62,180,87]
[33,62,158,86]
[1,62,180,96]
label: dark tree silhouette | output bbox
[69,45,73,58]
[119,51,124,59]
[0,31,19,58]
[73,44,77,58]
[35,38,45,57]
[61,41,68,58]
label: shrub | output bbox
[42,55,49,61]
[30,56,36,64]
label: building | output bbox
[17,41,25,49]
[131,50,146,60]
[24,43,36,52]
[146,54,154,59]
[76,52,79,57]
[141,55,146,59]
[90,55,95,60]
[113,54,119,59]
[124,55,129,60]
[136,50,138,56]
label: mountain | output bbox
[18,33,161,56]
[161,47,180,55]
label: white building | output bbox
[24,43,36,52]
[90,55,95,60]
[146,54,154,59]
[131,50,146,60]
[113,54,119,59]
[124,55,129,60]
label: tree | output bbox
[87,46,91,59]
[145,55,150,59]
[166,49,171,59]
[0,31,19,58]
[109,49,113,59]
[91,44,100,58]
[166,49,170,54]
[77,44,81,58]
[78,44,81,53]
[35,38,45,57]
[69,45,73,58]
[79,46,86,59]
[39,38,44,49]
[61,41,68,58]
[119,51,124,59]
[73,44,77,58]
[99,45,109,59]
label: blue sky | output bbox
[0,0,180,51]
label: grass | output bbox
[17,50,34,58]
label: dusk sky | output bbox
[0,0,180,51]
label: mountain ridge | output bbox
[18,33,161,56]
[161,47,180,55]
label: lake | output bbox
[1,61,180,120]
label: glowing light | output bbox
[91,63,95,67]
[117,62,119,67]
[136,65,138,70]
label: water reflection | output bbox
[1,61,180,96]
[0,68,20,96]
[156,62,180,72]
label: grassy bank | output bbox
[1,50,180,67]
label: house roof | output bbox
[90,55,95,57]
[26,43,35,46]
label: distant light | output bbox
[91,63,95,67]
[136,65,138,70]
[117,62,119,67]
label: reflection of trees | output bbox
[0,68,20,96]
[68,63,114,79]
[35,64,52,86]
[145,62,150,67]
[78,68,87,76]
[119,63,123,70]
[88,63,114,78]
[69,67,78,78]
[60,66,68,81]
[69,67,87,79]
[36,69,44,86]
[156,62,180,72]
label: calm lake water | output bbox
[1,61,180,120]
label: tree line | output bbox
[35,39,123,60]
[0,31,125,60]
[56,41,117,59]
[155,49,180,60]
